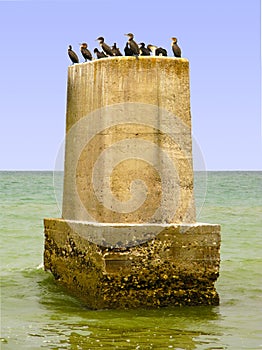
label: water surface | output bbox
[1,171,262,349]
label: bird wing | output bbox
[102,43,114,56]
[129,40,140,55]
[172,44,181,57]
[69,50,79,63]
[85,48,92,59]
[81,48,92,60]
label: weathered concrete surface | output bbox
[65,57,191,131]
[62,57,196,224]
[44,57,221,308]
[44,218,220,309]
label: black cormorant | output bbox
[96,37,114,56]
[147,44,167,56]
[155,47,167,56]
[124,43,133,56]
[124,33,140,56]
[139,43,151,56]
[94,48,107,59]
[171,37,182,57]
[80,43,92,61]
[147,44,157,56]
[68,45,79,64]
[111,43,123,56]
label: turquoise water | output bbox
[1,171,262,349]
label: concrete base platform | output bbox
[44,218,220,309]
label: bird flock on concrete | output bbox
[68,34,182,64]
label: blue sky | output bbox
[0,0,261,170]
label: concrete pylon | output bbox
[44,57,220,308]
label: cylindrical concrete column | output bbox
[62,57,196,224]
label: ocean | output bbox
[1,171,261,349]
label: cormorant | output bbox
[147,44,157,56]
[96,37,114,56]
[80,43,92,61]
[155,47,167,56]
[147,44,167,56]
[68,45,79,64]
[124,33,140,56]
[139,43,151,56]
[124,43,133,56]
[171,37,182,57]
[111,43,123,56]
[94,48,107,59]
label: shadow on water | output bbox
[34,270,224,349]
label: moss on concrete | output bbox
[44,219,220,309]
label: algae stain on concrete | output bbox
[44,57,220,309]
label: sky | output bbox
[0,0,261,171]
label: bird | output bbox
[171,37,182,57]
[80,43,92,61]
[96,37,114,56]
[139,43,151,56]
[147,44,158,56]
[155,47,167,56]
[111,43,123,56]
[124,42,133,56]
[124,33,140,56]
[147,44,167,56]
[94,48,107,59]
[68,45,79,64]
